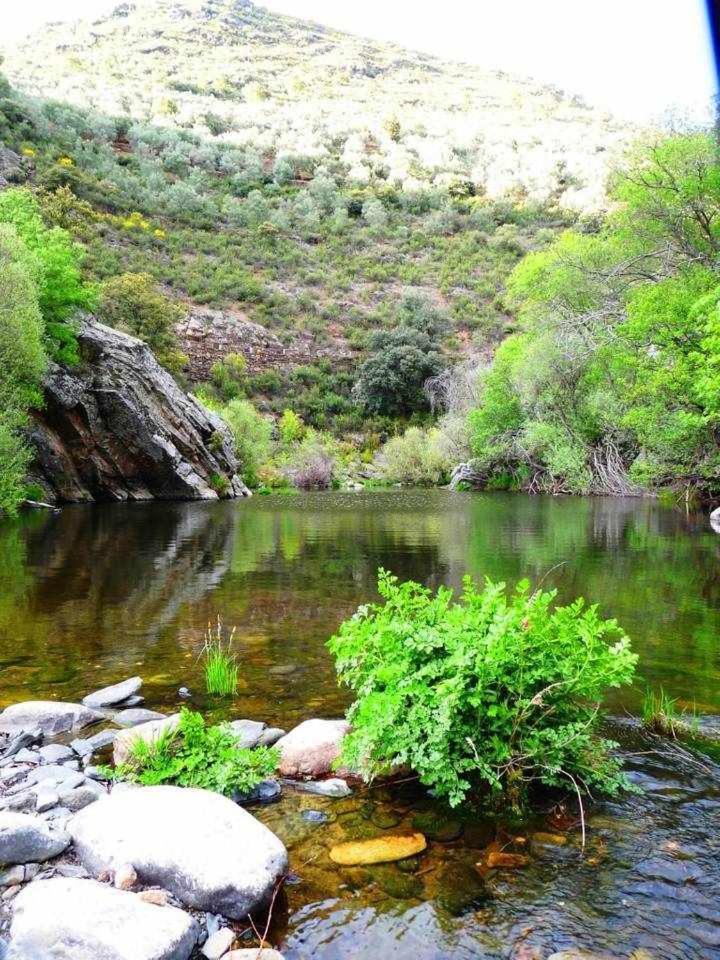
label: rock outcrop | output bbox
[27,319,250,503]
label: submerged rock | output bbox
[279,777,352,798]
[329,832,426,866]
[233,780,281,806]
[7,878,199,960]
[69,785,288,919]
[0,701,100,736]
[26,319,250,504]
[83,677,142,709]
[275,719,349,779]
[0,812,70,864]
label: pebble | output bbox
[202,927,236,959]
[137,887,170,906]
[1,885,20,901]
[114,863,137,890]
[0,866,24,888]
[178,687,191,699]
[301,809,329,823]
[35,789,59,813]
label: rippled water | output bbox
[1,491,719,958]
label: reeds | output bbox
[201,617,239,696]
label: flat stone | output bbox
[114,709,167,728]
[0,702,101,737]
[201,928,235,959]
[0,812,70,864]
[34,790,59,814]
[21,766,83,792]
[113,715,180,765]
[256,728,285,748]
[83,677,143,710]
[69,785,288,919]
[329,833,426,866]
[275,719,349,779]
[7,878,199,960]
[138,888,171,906]
[54,862,90,879]
[71,728,118,758]
[279,777,351,798]
[0,729,42,760]
[12,750,39,766]
[58,785,102,812]
[38,743,74,764]
[227,720,266,750]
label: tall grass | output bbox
[201,617,239,696]
[642,687,697,739]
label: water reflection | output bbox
[0,491,719,718]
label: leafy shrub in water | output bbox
[329,570,637,809]
[220,398,273,488]
[111,708,278,797]
[286,433,336,490]
[378,427,452,486]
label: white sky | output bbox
[2,0,717,123]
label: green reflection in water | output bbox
[0,491,718,722]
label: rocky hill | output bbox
[3,0,635,210]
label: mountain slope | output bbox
[3,0,636,209]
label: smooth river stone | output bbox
[69,785,288,919]
[114,708,167,728]
[0,701,101,736]
[7,878,199,960]
[329,832,427,866]
[227,719,266,749]
[0,812,70,864]
[83,677,143,709]
[275,719,349,778]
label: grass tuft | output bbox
[201,617,239,696]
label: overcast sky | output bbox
[2,0,716,123]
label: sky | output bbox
[2,0,717,123]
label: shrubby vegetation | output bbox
[329,570,637,809]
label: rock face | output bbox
[0,147,25,190]
[69,786,288,919]
[275,719,349,779]
[27,319,250,504]
[83,677,142,709]
[0,701,100,736]
[0,812,70,864]
[8,878,199,960]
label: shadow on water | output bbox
[1,490,720,957]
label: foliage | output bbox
[0,224,48,515]
[220,398,273,488]
[285,431,337,490]
[111,708,278,796]
[201,617,239,696]
[278,408,305,445]
[329,570,637,809]
[641,687,686,738]
[96,272,186,374]
[209,353,247,402]
[378,427,452,486]
[0,188,93,363]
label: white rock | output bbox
[69,786,288,920]
[114,708,166,728]
[38,743,75,764]
[35,789,59,814]
[114,862,138,890]
[225,951,284,960]
[201,927,235,959]
[113,715,180,765]
[7,877,199,960]
[280,777,352,798]
[275,719,349,778]
[0,702,101,736]
[0,812,70,864]
[71,728,118,758]
[83,677,143,709]
[227,719,265,749]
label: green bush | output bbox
[379,427,451,486]
[329,570,637,809]
[220,398,273,488]
[96,272,186,373]
[110,708,279,797]
[209,353,247,401]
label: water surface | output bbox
[1,491,719,958]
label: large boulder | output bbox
[0,701,101,736]
[113,714,180,765]
[69,785,288,919]
[7,878,199,960]
[275,719,349,779]
[26,319,250,503]
[0,812,70,864]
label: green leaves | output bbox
[329,570,637,810]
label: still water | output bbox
[1,490,720,958]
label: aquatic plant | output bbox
[110,707,278,796]
[201,617,239,696]
[329,569,638,810]
[642,687,699,740]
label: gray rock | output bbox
[256,728,285,748]
[54,862,90,879]
[0,702,100,737]
[201,928,235,959]
[38,743,75,765]
[20,765,83,791]
[22,864,39,882]
[69,785,288,919]
[7,878,199,960]
[27,319,250,504]
[58,785,102,812]
[84,765,110,782]
[0,813,70,864]
[113,715,180,765]
[0,867,24,888]
[118,695,145,708]
[11,750,39,766]
[227,720,266,749]
[71,728,118,757]
[280,777,352,798]
[1,793,34,813]
[0,147,25,190]
[83,677,143,710]
[34,790,59,814]
[224,951,284,960]
[114,708,167,728]
[41,805,72,824]
[275,719,350,779]
[0,729,42,761]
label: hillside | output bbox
[3,0,634,210]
